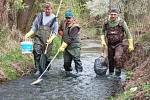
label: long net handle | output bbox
[44,43,49,54]
[101,46,108,57]
[38,51,59,79]
[45,0,63,54]
[56,0,63,17]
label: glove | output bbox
[58,42,68,52]
[128,38,134,52]
[47,35,56,44]
[25,30,34,39]
[100,35,107,47]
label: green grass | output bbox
[52,36,62,58]
[143,83,150,97]
[2,63,17,80]
[0,48,31,63]
[143,83,150,91]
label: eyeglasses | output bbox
[65,17,72,19]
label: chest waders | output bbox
[33,25,53,74]
[104,21,124,76]
[62,21,80,48]
[62,24,83,73]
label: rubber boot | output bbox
[34,60,41,76]
[75,66,83,76]
[46,59,51,71]
[75,61,83,73]
[35,56,43,75]
[65,71,78,78]
[109,66,114,75]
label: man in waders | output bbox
[25,2,58,75]
[100,7,134,78]
[58,10,83,77]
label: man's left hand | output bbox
[128,39,134,52]
[128,45,134,52]
[46,35,56,44]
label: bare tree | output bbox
[86,0,109,16]
[0,0,8,28]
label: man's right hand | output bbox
[25,30,34,39]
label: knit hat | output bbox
[65,9,73,17]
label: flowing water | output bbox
[0,39,123,100]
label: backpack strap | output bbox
[49,17,57,28]
[40,12,43,25]
[40,13,56,28]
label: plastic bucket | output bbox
[21,41,33,54]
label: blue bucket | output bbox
[21,41,33,54]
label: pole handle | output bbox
[101,46,108,58]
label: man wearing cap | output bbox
[58,10,83,77]
[25,2,58,75]
[100,7,134,77]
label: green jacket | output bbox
[102,17,132,39]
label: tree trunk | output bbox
[17,0,36,33]
[0,0,8,28]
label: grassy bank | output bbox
[0,29,62,82]
[108,83,150,100]
[0,48,34,81]
[108,33,150,100]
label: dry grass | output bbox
[0,29,20,55]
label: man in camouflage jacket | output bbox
[100,7,134,77]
